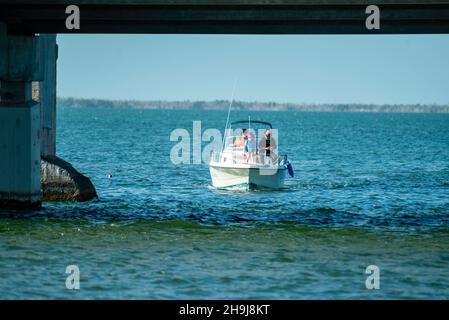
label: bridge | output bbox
[1,0,449,208]
[2,0,449,34]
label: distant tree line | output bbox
[57,97,449,113]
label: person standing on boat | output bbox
[245,132,257,163]
[259,129,277,164]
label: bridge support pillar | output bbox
[38,34,57,157]
[0,25,97,209]
[0,24,42,209]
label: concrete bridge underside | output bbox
[2,1,449,34]
[1,0,449,208]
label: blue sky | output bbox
[57,34,449,105]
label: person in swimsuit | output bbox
[233,128,247,147]
[245,132,257,163]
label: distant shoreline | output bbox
[57,97,449,113]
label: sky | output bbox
[57,34,449,105]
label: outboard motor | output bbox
[287,162,294,177]
[283,155,294,177]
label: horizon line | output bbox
[56,96,449,107]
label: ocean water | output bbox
[0,107,448,299]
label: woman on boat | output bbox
[233,128,247,147]
[244,132,257,163]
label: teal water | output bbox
[1,107,449,299]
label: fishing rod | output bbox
[222,79,237,151]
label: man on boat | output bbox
[259,129,278,164]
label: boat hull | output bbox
[209,164,287,189]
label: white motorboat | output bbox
[209,120,293,190]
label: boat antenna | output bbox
[222,79,237,151]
